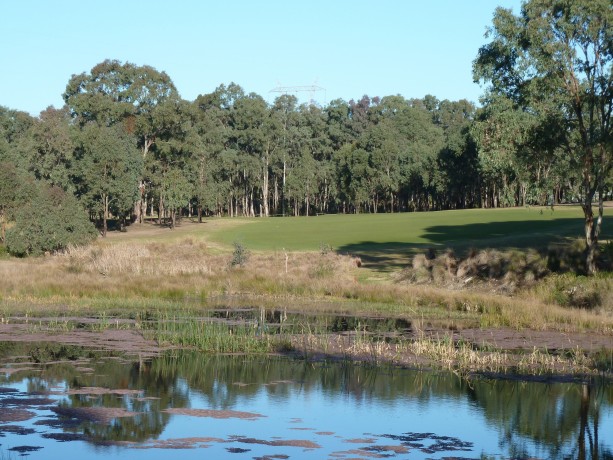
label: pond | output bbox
[0,343,611,459]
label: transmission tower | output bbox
[269,85,326,106]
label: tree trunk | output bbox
[159,195,164,226]
[133,180,144,223]
[583,188,604,275]
[262,156,270,217]
[0,211,5,242]
[273,177,279,215]
[282,160,287,216]
[102,194,109,237]
[198,205,203,223]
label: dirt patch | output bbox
[51,406,140,423]
[162,408,265,420]
[330,448,388,458]
[0,408,36,423]
[344,438,376,444]
[101,437,225,449]
[229,436,321,449]
[363,444,410,454]
[0,323,162,356]
[454,328,613,352]
[253,456,289,460]
[60,387,143,396]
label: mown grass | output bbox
[210,206,583,250]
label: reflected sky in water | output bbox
[0,346,612,459]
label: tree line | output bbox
[0,0,610,273]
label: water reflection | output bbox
[0,343,612,459]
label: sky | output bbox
[1,0,523,116]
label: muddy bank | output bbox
[0,323,161,356]
[1,318,611,376]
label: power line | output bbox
[269,85,326,106]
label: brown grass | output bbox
[0,235,611,337]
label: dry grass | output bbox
[0,236,611,337]
[63,240,212,276]
[290,331,597,375]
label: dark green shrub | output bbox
[230,241,249,267]
[5,184,97,256]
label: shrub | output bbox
[5,184,97,257]
[230,241,250,268]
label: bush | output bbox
[229,241,250,268]
[5,184,97,256]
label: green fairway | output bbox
[207,206,599,270]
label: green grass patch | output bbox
[207,206,591,271]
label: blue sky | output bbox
[2,0,523,116]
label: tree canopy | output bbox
[474,0,613,273]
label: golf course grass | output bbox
[206,206,593,271]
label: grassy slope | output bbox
[206,206,591,271]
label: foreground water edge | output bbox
[0,343,612,459]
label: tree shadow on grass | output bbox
[337,217,591,273]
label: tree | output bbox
[474,0,613,274]
[0,106,35,170]
[74,124,142,236]
[0,162,36,242]
[26,106,76,192]
[63,60,179,223]
[161,168,192,229]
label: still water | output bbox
[0,343,611,459]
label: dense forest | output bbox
[0,0,611,273]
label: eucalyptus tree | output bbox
[0,108,36,241]
[191,101,227,220]
[160,168,192,229]
[63,59,179,222]
[194,84,245,217]
[434,99,479,209]
[229,93,280,217]
[474,0,613,273]
[74,123,142,236]
[326,98,354,151]
[299,103,335,213]
[0,106,35,170]
[389,99,445,211]
[141,97,197,225]
[471,94,530,208]
[0,162,36,242]
[271,94,301,215]
[25,106,75,192]
[365,118,403,212]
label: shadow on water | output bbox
[337,217,591,272]
[1,343,613,459]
